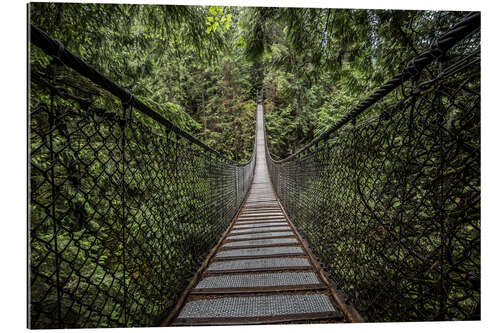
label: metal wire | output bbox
[29,28,255,328]
[266,14,480,321]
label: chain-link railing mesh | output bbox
[266,13,480,322]
[29,27,255,328]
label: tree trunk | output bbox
[200,68,207,140]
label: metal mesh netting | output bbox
[29,31,255,328]
[266,20,480,321]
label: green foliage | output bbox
[242,8,468,158]
[206,6,232,34]
[30,2,256,162]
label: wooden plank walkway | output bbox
[164,105,351,326]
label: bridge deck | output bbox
[169,105,345,325]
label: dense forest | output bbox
[31,4,467,160]
[29,3,479,328]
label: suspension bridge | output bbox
[164,105,358,325]
[29,12,480,328]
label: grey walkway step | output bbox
[215,246,305,259]
[242,210,281,214]
[222,237,299,249]
[226,231,294,241]
[194,271,322,290]
[230,226,291,234]
[175,294,338,323]
[236,216,286,222]
[247,197,278,204]
[242,209,283,216]
[233,222,289,229]
[238,214,283,218]
[240,213,284,218]
[235,219,287,225]
[207,257,311,272]
[243,205,281,212]
[243,206,281,210]
[244,203,280,207]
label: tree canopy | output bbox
[30,4,469,160]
